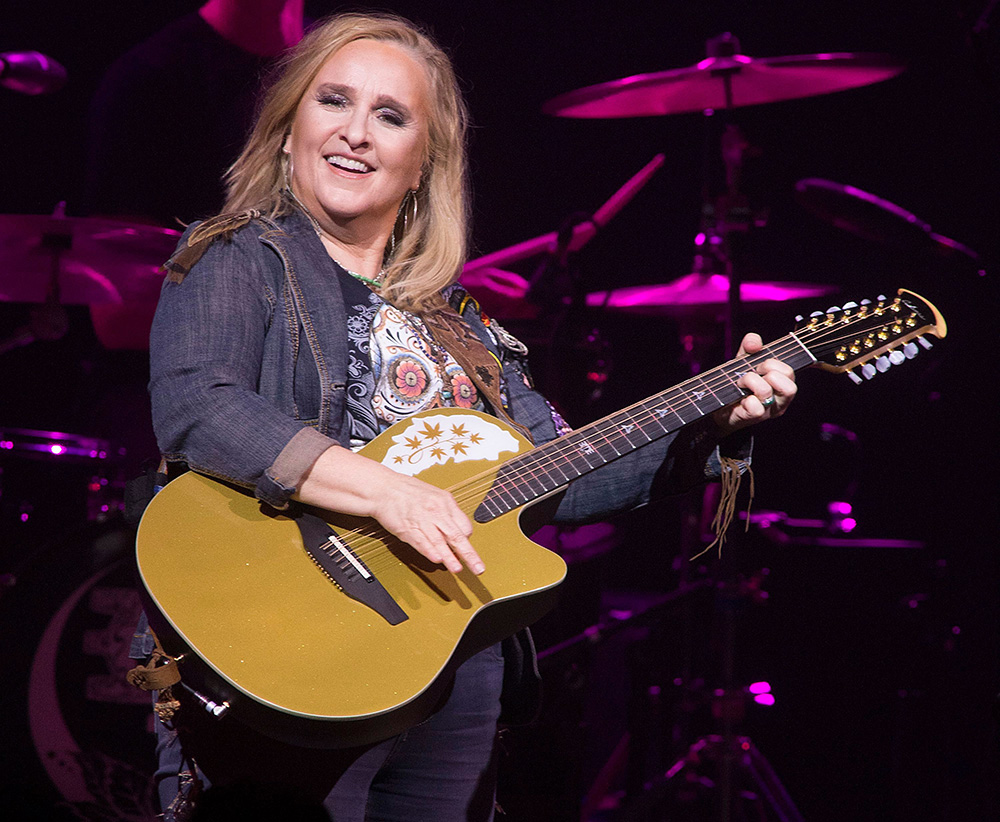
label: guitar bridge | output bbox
[295,512,408,626]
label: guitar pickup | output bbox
[295,512,408,626]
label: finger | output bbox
[441,530,485,575]
[738,371,771,401]
[763,371,797,403]
[759,357,796,381]
[738,332,763,356]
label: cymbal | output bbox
[586,273,837,314]
[794,178,980,260]
[458,266,537,320]
[544,48,904,118]
[0,214,180,305]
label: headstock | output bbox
[794,289,947,383]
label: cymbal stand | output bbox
[528,210,614,410]
[0,201,70,356]
[608,572,804,822]
[628,36,794,821]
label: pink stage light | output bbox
[748,681,771,695]
[754,694,776,706]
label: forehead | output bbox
[310,39,430,107]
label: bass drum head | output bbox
[0,520,157,820]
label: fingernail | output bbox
[473,562,485,574]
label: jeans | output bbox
[155,643,505,821]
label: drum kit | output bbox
[0,29,984,822]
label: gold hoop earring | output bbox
[386,189,419,263]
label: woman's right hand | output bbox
[296,445,485,575]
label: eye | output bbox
[377,108,407,127]
[317,92,349,108]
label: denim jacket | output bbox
[150,208,735,518]
[145,208,743,721]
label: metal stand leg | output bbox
[610,733,804,822]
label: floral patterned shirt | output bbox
[340,271,486,448]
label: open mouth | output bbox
[326,155,374,174]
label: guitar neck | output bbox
[474,333,815,522]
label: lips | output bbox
[326,154,374,174]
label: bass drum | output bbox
[0,519,157,821]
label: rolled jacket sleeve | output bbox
[149,229,337,508]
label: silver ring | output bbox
[760,395,777,408]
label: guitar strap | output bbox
[420,295,533,443]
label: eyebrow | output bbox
[314,82,415,120]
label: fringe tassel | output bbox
[692,457,754,560]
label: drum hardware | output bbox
[462,154,665,280]
[536,33,910,820]
[584,274,837,315]
[794,177,984,272]
[0,50,67,95]
[462,155,666,409]
[544,32,903,349]
[0,205,181,351]
[542,33,904,119]
[0,428,126,576]
[743,509,926,550]
[592,571,807,822]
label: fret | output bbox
[475,334,824,523]
[638,402,681,435]
[603,411,655,449]
[568,435,608,469]
[512,458,559,499]
[525,456,568,490]
[490,481,522,512]
[533,453,574,486]
[590,434,622,462]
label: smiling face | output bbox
[285,39,430,244]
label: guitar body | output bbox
[136,408,568,748]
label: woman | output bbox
[144,12,796,821]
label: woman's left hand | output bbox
[713,332,798,435]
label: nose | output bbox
[341,106,370,149]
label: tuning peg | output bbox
[861,363,877,380]
[903,342,918,359]
[917,335,933,350]
[846,369,863,385]
[889,349,906,365]
[842,301,858,310]
[860,299,872,306]
[875,356,891,373]
[826,306,840,313]
[810,311,824,319]
[794,314,804,323]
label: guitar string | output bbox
[329,306,928,571]
[338,314,924,574]
[332,310,925,572]
[323,340,801,572]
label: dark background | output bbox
[1,1,997,820]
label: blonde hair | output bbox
[223,12,469,311]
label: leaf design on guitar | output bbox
[382,412,521,475]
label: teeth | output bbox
[327,155,372,173]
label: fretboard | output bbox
[473,335,815,523]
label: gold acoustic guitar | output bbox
[136,289,946,748]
